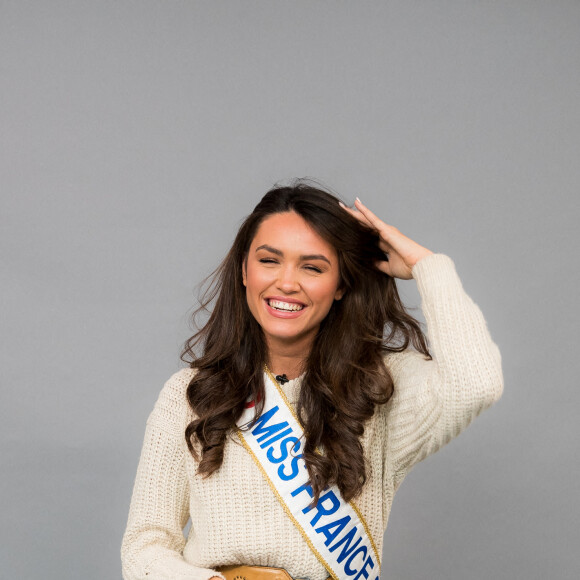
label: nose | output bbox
[276,264,300,293]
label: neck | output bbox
[266,337,311,380]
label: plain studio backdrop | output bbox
[1,2,578,579]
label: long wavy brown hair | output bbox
[181,179,431,506]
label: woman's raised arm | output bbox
[338,200,503,488]
[383,253,504,489]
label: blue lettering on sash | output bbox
[278,454,303,480]
[259,427,294,449]
[329,525,361,562]
[251,406,291,445]
[290,483,374,571]
[344,546,368,576]
[301,490,340,527]
[291,482,314,500]
[267,437,300,463]
[353,556,375,580]
[328,525,376,577]
[315,515,351,546]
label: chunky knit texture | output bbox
[121,253,503,580]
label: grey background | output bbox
[1,1,578,579]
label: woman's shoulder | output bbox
[147,367,198,434]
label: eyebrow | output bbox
[255,244,331,265]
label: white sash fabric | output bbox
[236,369,381,580]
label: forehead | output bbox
[251,212,337,258]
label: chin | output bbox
[263,326,316,346]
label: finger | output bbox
[338,201,374,229]
[338,201,393,253]
[340,201,394,254]
[353,198,388,230]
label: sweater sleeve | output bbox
[121,369,225,580]
[384,253,504,490]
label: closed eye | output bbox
[304,265,323,273]
[259,258,278,264]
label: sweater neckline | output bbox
[264,365,305,386]
[278,372,304,386]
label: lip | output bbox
[264,296,307,319]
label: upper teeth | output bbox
[269,300,304,311]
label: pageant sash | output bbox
[236,368,381,580]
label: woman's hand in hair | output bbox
[339,198,433,280]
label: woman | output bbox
[121,180,503,580]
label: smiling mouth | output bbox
[267,299,305,312]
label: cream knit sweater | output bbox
[121,253,504,580]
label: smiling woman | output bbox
[121,179,504,580]
[243,212,345,372]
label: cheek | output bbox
[309,279,342,304]
[243,271,262,319]
[245,265,268,296]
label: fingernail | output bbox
[356,197,362,203]
[338,201,346,208]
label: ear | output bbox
[242,260,247,287]
[334,287,345,301]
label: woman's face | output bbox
[242,211,344,354]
